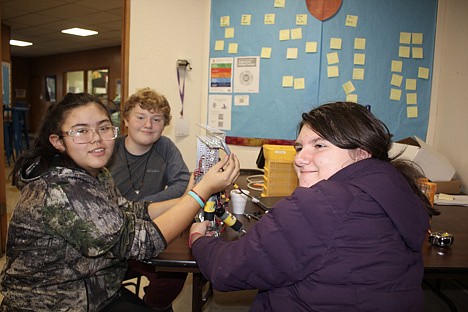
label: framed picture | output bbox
[45,75,56,102]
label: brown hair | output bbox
[123,87,172,126]
[12,93,108,186]
[300,101,439,216]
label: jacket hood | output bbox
[16,155,93,190]
[330,158,429,251]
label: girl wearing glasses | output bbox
[0,93,240,311]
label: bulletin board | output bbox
[208,0,438,144]
[2,62,11,106]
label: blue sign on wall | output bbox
[2,62,11,106]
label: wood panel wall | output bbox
[13,46,121,133]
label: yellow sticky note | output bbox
[214,40,225,51]
[418,67,430,79]
[406,78,417,90]
[354,53,366,65]
[400,32,411,44]
[261,47,272,59]
[294,78,305,90]
[228,43,238,54]
[279,29,290,41]
[353,68,365,80]
[330,37,342,50]
[391,60,403,72]
[264,14,275,25]
[274,0,286,8]
[347,93,358,103]
[291,28,303,40]
[399,46,411,58]
[327,52,339,64]
[241,14,252,26]
[306,42,317,53]
[390,88,402,101]
[282,76,294,87]
[225,28,235,39]
[345,15,358,27]
[296,14,308,25]
[343,81,355,94]
[220,16,230,27]
[407,93,417,105]
[354,38,366,50]
[328,66,339,78]
[412,33,423,45]
[412,47,423,59]
[391,74,403,87]
[407,106,418,118]
[287,48,298,59]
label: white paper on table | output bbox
[434,194,468,206]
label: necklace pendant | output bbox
[135,190,140,195]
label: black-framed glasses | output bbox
[61,126,119,144]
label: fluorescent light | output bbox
[10,39,33,47]
[61,27,98,37]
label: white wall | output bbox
[430,0,468,193]
[128,0,209,171]
[129,0,468,192]
[128,0,260,171]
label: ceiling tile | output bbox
[1,0,122,57]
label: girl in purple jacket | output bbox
[190,102,437,312]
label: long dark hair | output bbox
[11,93,109,186]
[299,102,439,216]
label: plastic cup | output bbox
[230,189,249,214]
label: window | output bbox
[87,69,109,100]
[65,68,109,100]
[66,71,84,94]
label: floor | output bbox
[1,165,468,311]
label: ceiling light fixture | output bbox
[61,27,98,37]
[10,39,33,47]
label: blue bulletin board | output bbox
[2,62,11,106]
[208,0,438,143]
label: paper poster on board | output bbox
[209,57,233,93]
[234,56,260,93]
[208,94,232,130]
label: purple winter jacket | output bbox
[192,158,430,311]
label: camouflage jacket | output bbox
[0,164,167,311]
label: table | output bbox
[422,204,468,311]
[145,172,261,312]
[146,176,468,312]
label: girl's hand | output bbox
[189,221,212,248]
[193,154,240,198]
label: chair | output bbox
[11,102,30,157]
[4,106,14,165]
[122,267,143,295]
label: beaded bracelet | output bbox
[188,191,205,208]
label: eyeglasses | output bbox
[61,126,119,144]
